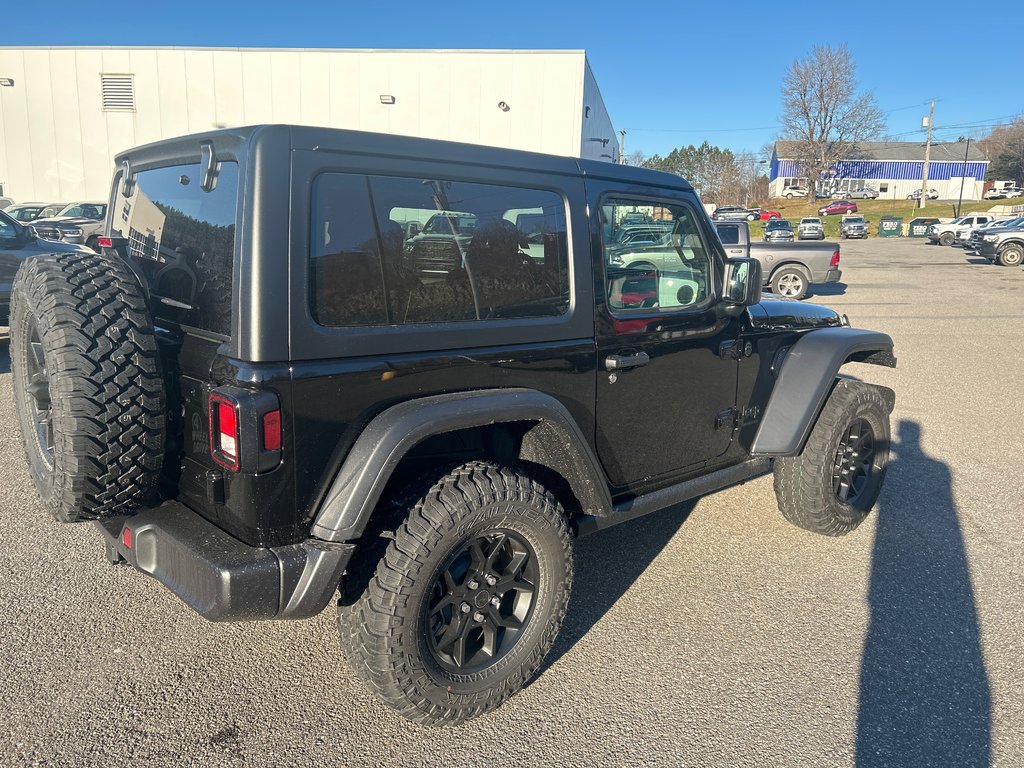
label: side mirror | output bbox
[724,257,762,307]
[24,224,38,241]
[406,221,421,237]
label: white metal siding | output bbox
[0,47,610,202]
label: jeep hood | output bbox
[746,297,844,331]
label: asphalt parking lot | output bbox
[1,237,1022,767]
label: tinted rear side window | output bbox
[716,224,739,245]
[112,162,238,337]
[310,173,569,327]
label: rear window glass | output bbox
[112,162,238,337]
[310,173,570,327]
[716,224,739,245]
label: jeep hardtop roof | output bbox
[113,124,694,192]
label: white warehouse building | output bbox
[0,47,619,203]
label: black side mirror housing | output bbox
[724,257,762,307]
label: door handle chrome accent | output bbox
[604,352,650,371]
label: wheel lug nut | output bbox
[460,602,471,613]
[473,612,485,623]
[467,579,479,590]
[485,575,497,586]
[490,597,501,608]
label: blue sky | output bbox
[3,0,1021,161]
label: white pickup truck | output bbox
[926,214,1003,246]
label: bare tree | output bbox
[780,44,885,197]
[623,150,648,167]
[979,117,1024,183]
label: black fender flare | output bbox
[750,327,896,457]
[310,388,612,542]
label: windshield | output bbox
[845,218,865,224]
[801,218,820,224]
[58,203,107,219]
[767,220,791,229]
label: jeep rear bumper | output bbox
[96,502,354,622]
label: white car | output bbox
[782,186,809,199]
[907,188,939,200]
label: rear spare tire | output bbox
[10,250,165,523]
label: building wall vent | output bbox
[101,74,135,112]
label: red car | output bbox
[819,200,857,216]
[759,210,781,220]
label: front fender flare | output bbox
[310,388,612,542]
[751,327,896,457]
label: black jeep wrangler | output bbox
[10,126,896,726]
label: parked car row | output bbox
[0,208,94,323]
[926,213,1024,266]
[711,205,781,222]
[0,200,108,245]
[777,186,879,200]
[982,186,1022,200]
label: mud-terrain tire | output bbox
[770,266,809,300]
[10,250,165,523]
[338,461,573,726]
[997,243,1023,267]
[773,381,891,536]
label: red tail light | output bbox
[209,394,240,471]
[207,388,282,473]
[96,236,113,248]
[262,410,282,452]
[830,249,841,267]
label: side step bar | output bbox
[575,457,772,536]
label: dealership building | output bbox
[0,47,619,203]
[769,140,990,200]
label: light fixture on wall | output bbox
[380,94,396,105]
[587,137,609,147]
[0,78,14,87]
[497,101,510,112]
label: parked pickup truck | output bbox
[976,222,1024,266]
[926,214,1002,246]
[715,220,841,300]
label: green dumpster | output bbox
[878,216,903,237]
[908,217,939,237]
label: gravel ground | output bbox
[1,238,1022,767]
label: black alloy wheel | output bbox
[831,418,875,505]
[24,317,54,468]
[425,530,539,674]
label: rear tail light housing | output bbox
[208,387,283,473]
[830,249,841,267]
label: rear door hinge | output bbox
[715,407,739,430]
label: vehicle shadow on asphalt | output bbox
[855,420,991,767]
[811,282,848,297]
[540,500,696,673]
[0,337,10,374]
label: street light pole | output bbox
[920,100,935,210]
[619,130,626,164]
[956,138,971,218]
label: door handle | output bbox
[605,352,650,371]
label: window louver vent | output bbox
[101,74,135,112]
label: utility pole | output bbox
[619,130,627,164]
[920,100,935,210]
[956,137,971,217]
